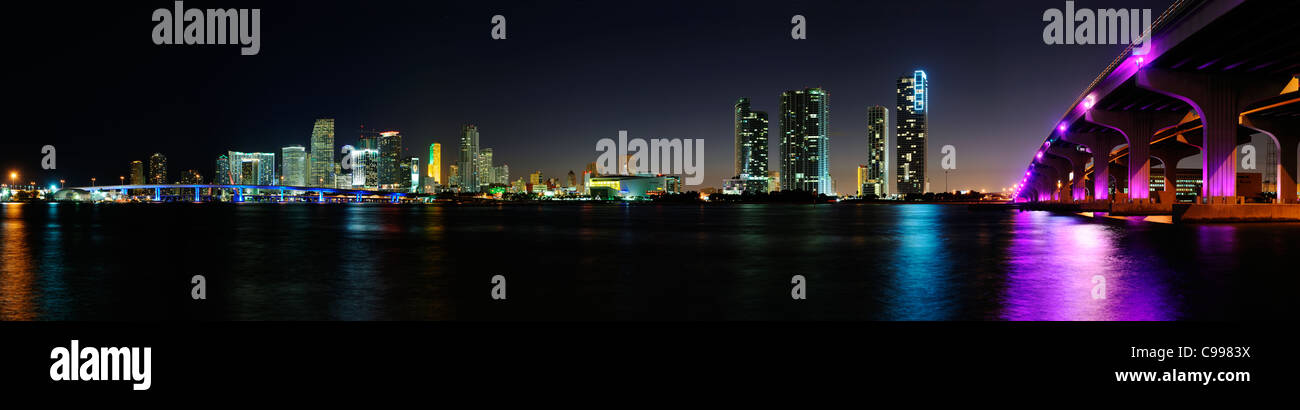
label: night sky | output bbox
[5,0,1173,192]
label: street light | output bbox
[60,179,66,189]
[8,171,15,187]
[91,177,96,187]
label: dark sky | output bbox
[5,0,1173,192]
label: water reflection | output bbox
[883,205,955,320]
[1003,211,1174,320]
[0,204,34,320]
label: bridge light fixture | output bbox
[1058,123,1068,133]
[1135,56,1145,67]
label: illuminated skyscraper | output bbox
[309,118,335,188]
[148,153,168,184]
[779,88,830,194]
[448,163,460,188]
[896,70,928,194]
[478,148,494,190]
[866,105,889,196]
[734,97,770,193]
[459,124,481,192]
[428,142,441,185]
[857,164,870,196]
[214,154,230,185]
[282,145,307,186]
[495,164,508,185]
[406,156,420,193]
[378,131,403,190]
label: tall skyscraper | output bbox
[896,70,928,194]
[779,88,830,194]
[378,131,403,190]
[148,153,168,184]
[857,164,870,196]
[734,97,770,193]
[866,105,889,196]
[309,119,336,187]
[403,156,420,192]
[282,145,307,186]
[428,142,441,185]
[495,164,508,185]
[214,154,230,185]
[478,148,494,190]
[459,124,480,191]
[448,163,460,188]
[130,161,145,185]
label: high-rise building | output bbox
[214,154,231,185]
[448,163,460,189]
[734,97,770,193]
[148,153,168,184]
[857,164,870,196]
[779,88,830,194]
[129,160,146,196]
[309,119,336,187]
[495,164,509,185]
[478,148,494,190]
[896,70,928,194]
[866,105,889,196]
[228,151,276,186]
[459,124,481,191]
[282,145,307,186]
[767,170,780,192]
[406,156,420,193]
[378,131,403,190]
[567,170,577,188]
[428,142,441,185]
[355,131,379,189]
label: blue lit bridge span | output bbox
[66,184,427,203]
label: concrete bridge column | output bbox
[1061,131,1125,201]
[1137,69,1283,201]
[1042,156,1072,202]
[1086,110,1184,200]
[154,187,161,201]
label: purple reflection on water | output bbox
[1001,211,1176,320]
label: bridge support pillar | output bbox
[318,191,324,203]
[1136,68,1285,201]
[1086,109,1184,201]
[194,188,200,202]
[1060,131,1125,201]
[154,187,161,202]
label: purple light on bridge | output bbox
[1058,123,1068,133]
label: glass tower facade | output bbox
[281,145,307,186]
[459,124,480,192]
[866,105,889,196]
[896,70,927,194]
[309,118,335,187]
[228,151,277,186]
[734,97,770,193]
[378,131,403,190]
[148,153,168,184]
[779,88,830,194]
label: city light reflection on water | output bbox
[0,203,1295,320]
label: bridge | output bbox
[1015,0,1299,221]
[63,184,426,203]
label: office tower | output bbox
[857,165,870,196]
[227,151,276,186]
[768,170,780,192]
[310,118,336,187]
[779,88,830,194]
[148,153,168,184]
[529,171,542,185]
[567,170,577,188]
[495,164,508,185]
[896,70,928,194]
[459,124,481,192]
[282,145,307,186]
[428,142,441,185]
[448,163,460,188]
[214,154,230,185]
[406,156,420,193]
[734,97,770,193]
[585,162,599,177]
[478,148,494,190]
[356,131,379,189]
[127,160,146,196]
[866,105,889,196]
[378,131,403,190]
